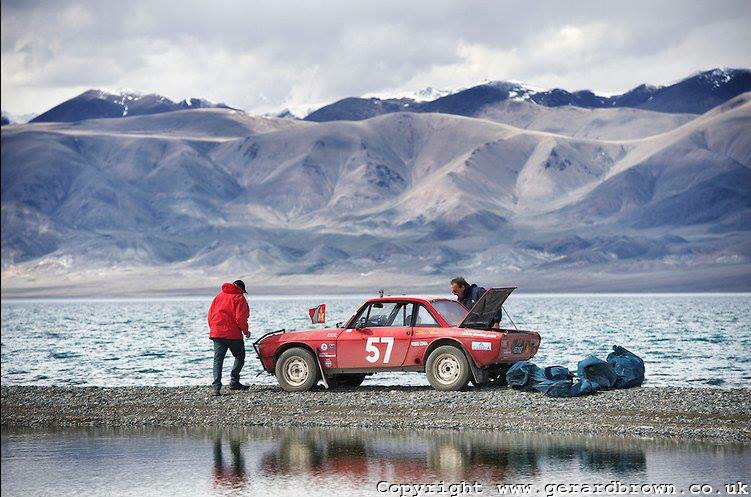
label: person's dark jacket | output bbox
[458,284,486,310]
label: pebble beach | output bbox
[2,385,749,444]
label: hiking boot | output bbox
[211,388,222,396]
[229,383,250,391]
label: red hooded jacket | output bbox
[208,283,250,340]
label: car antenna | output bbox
[503,306,518,330]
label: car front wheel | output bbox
[275,347,320,392]
[425,345,471,391]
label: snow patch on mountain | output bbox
[363,85,456,102]
[270,102,332,119]
[686,67,736,85]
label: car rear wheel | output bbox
[328,374,366,389]
[275,347,319,392]
[426,345,471,391]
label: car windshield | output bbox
[430,299,469,326]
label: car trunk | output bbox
[459,287,516,330]
[459,287,541,358]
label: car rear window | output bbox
[430,300,468,326]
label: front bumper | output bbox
[252,329,286,372]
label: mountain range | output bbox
[305,68,751,121]
[2,68,750,296]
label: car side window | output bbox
[366,302,414,327]
[350,305,370,328]
[351,302,414,328]
[414,305,439,327]
[391,303,414,326]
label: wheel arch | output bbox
[424,338,485,384]
[273,342,318,368]
[273,342,329,389]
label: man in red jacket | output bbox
[208,280,251,396]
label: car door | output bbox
[337,301,414,369]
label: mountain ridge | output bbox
[29,89,235,124]
[305,68,751,122]
[16,68,751,126]
[2,88,749,296]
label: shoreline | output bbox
[3,291,751,301]
[2,385,749,444]
[0,287,751,302]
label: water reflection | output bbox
[578,447,647,475]
[254,428,648,484]
[213,435,247,489]
[1,426,747,497]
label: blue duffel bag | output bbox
[507,362,598,397]
[607,345,645,388]
[542,378,600,398]
[506,361,545,390]
[577,355,618,389]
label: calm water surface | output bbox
[1,294,750,388]
[2,426,748,497]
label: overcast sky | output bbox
[2,0,751,116]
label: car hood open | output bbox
[459,287,517,329]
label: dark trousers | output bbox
[212,338,246,389]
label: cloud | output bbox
[2,0,750,115]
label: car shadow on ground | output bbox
[243,382,510,393]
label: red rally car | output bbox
[253,287,541,392]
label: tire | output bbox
[328,374,366,389]
[275,347,320,392]
[425,345,471,391]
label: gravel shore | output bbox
[2,385,749,443]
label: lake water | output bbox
[1,294,750,388]
[2,426,748,497]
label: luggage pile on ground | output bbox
[505,345,645,398]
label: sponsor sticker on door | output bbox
[471,341,492,351]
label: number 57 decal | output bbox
[365,337,394,363]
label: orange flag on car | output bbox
[309,304,326,324]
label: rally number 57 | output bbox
[365,337,394,363]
